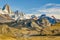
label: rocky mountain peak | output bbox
[2,4,11,14]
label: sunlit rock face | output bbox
[0,4,14,17]
[2,4,12,14]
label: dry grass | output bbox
[0,23,60,40]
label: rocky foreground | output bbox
[0,23,60,40]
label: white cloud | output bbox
[25,3,60,19]
[44,3,60,7]
[38,8,60,14]
[37,3,60,19]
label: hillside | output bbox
[0,23,60,40]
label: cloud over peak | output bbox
[30,3,60,19]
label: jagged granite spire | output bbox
[2,4,11,13]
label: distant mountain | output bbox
[2,4,12,14]
[14,10,25,20]
[0,4,15,23]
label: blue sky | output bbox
[0,0,60,14]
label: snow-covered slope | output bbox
[25,14,60,19]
